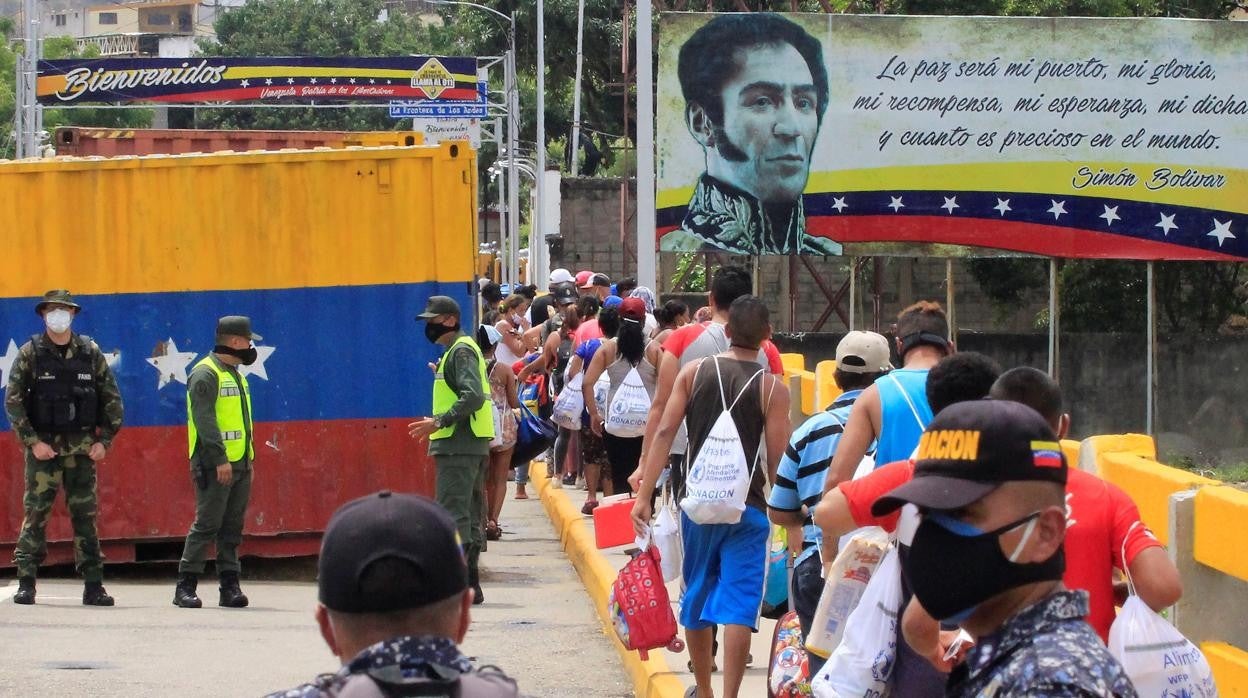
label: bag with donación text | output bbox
[605,364,652,438]
[679,358,766,525]
[551,373,585,431]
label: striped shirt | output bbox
[766,389,865,566]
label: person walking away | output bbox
[566,305,616,512]
[583,298,662,508]
[518,287,581,488]
[5,290,123,606]
[765,330,890,676]
[174,315,265,609]
[652,300,689,344]
[632,296,791,698]
[823,300,950,496]
[478,325,519,536]
[409,297,494,605]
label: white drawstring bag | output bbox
[680,359,765,525]
[551,373,585,431]
[593,371,611,417]
[605,364,652,437]
[811,543,901,698]
[1108,523,1216,697]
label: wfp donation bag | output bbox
[605,365,651,437]
[552,373,585,431]
[811,544,902,698]
[593,372,611,417]
[679,360,765,525]
[805,527,889,660]
[1108,595,1216,695]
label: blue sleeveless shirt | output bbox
[874,368,933,465]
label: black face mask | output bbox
[214,345,258,366]
[425,322,459,344]
[900,510,1063,623]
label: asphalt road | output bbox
[0,495,631,698]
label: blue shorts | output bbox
[679,506,770,631]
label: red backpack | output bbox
[607,542,685,660]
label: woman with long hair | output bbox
[582,297,662,502]
[494,294,530,368]
[651,299,689,344]
[475,325,519,540]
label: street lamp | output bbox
[427,0,521,288]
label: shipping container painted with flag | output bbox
[0,143,478,565]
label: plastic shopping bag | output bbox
[1108,596,1216,695]
[805,527,889,659]
[552,373,585,431]
[489,399,518,452]
[811,544,901,698]
[652,497,683,583]
[762,526,790,619]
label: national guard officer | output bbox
[4,290,124,606]
[409,296,494,605]
[174,316,261,609]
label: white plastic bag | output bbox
[552,373,584,431]
[605,365,651,437]
[489,400,517,451]
[811,544,901,698]
[652,497,683,583]
[805,527,889,660]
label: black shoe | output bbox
[218,571,249,608]
[173,573,202,609]
[13,576,35,605]
[561,473,576,486]
[472,582,484,605]
[82,582,115,607]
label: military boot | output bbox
[173,573,202,609]
[218,571,249,608]
[467,548,484,605]
[12,576,35,605]
[82,581,115,607]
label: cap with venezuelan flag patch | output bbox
[872,399,1067,516]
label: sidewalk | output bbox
[532,466,778,698]
[0,493,630,697]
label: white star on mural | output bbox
[349,78,357,84]
[310,78,318,84]
[238,345,277,381]
[145,338,198,390]
[1155,213,1178,236]
[1048,200,1068,220]
[369,78,376,84]
[330,78,338,84]
[941,196,960,214]
[265,78,273,86]
[888,196,905,213]
[1099,205,1121,226]
[994,198,1012,217]
[240,79,250,88]
[0,339,19,387]
[1208,219,1236,247]
[831,197,848,213]
[287,77,295,84]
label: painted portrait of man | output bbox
[661,14,841,256]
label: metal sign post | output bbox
[635,0,657,291]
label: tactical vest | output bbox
[26,334,100,434]
[325,664,519,697]
[431,336,494,441]
[186,356,254,462]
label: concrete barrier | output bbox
[1203,643,1248,696]
[1193,486,1248,584]
[1077,433,1157,474]
[1099,452,1219,546]
[814,360,841,412]
[780,352,806,374]
[799,370,818,417]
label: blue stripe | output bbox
[1,281,475,428]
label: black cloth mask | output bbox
[214,345,258,366]
[900,511,1063,623]
[425,322,459,344]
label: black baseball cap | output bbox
[590,273,611,288]
[872,399,1066,516]
[318,491,468,613]
[417,296,462,320]
[552,285,578,306]
[216,315,262,341]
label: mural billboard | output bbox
[656,14,1247,261]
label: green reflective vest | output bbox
[186,356,254,462]
[431,335,494,440]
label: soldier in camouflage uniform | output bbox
[4,290,124,606]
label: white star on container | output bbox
[941,196,959,214]
[994,198,1012,217]
[1155,213,1178,236]
[831,197,848,213]
[1048,200,1068,220]
[888,196,905,213]
[145,339,198,390]
[1207,219,1235,247]
[238,345,277,381]
[0,339,19,386]
[1099,205,1121,226]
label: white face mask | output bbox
[45,309,73,333]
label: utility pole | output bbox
[17,0,41,158]
[569,0,586,176]
[533,0,548,287]
[636,0,657,291]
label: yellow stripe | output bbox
[1030,440,1061,451]
[659,162,1248,214]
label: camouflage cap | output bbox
[416,295,462,320]
[216,315,262,341]
[35,289,81,315]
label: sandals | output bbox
[514,487,529,500]
[581,499,600,515]
[485,520,502,541]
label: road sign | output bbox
[390,81,488,119]
[412,118,481,148]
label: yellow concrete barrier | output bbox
[1204,642,1248,696]
[799,371,818,416]
[814,360,841,411]
[780,352,805,374]
[1079,433,1157,476]
[1099,452,1220,546]
[1194,486,1248,583]
[1060,439,1080,468]
[531,466,686,698]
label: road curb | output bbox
[531,465,687,698]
